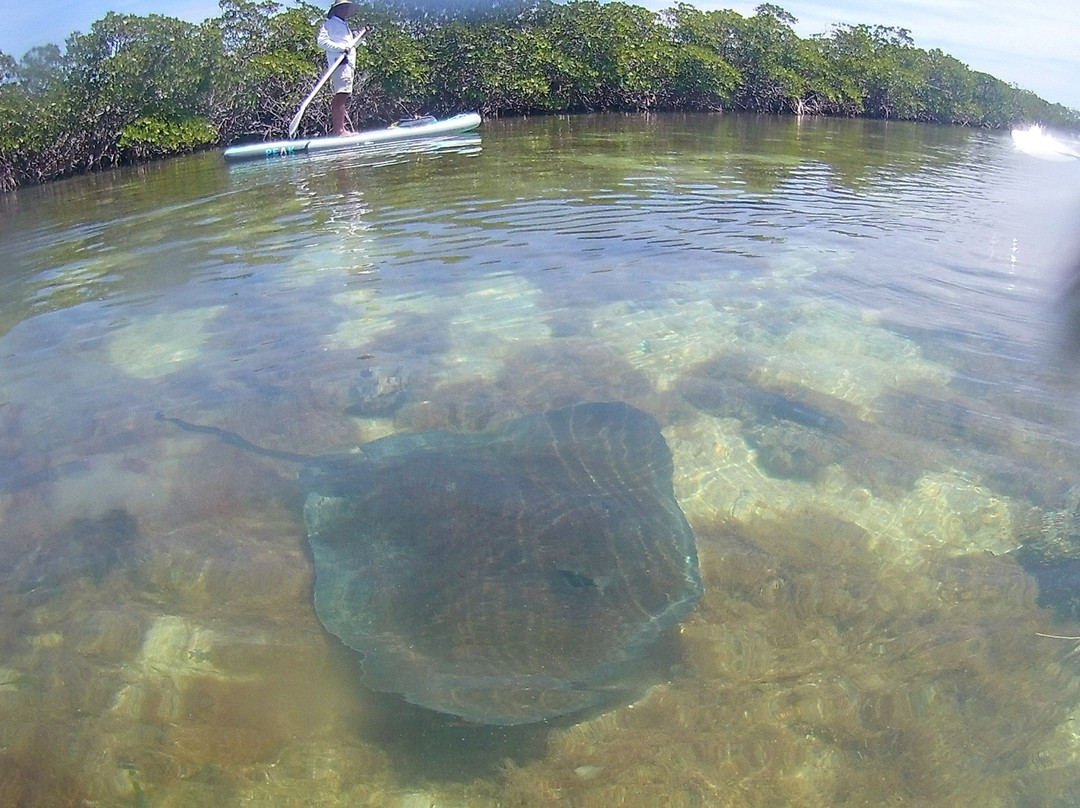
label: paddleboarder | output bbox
[317,0,368,136]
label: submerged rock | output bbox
[744,421,845,481]
[13,509,138,599]
[345,366,409,417]
[1015,487,1080,622]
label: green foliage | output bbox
[208,1,326,140]
[1,1,1078,191]
[371,0,544,27]
[816,24,924,120]
[63,12,219,130]
[361,21,434,118]
[118,115,219,157]
[13,44,65,95]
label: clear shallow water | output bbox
[3,114,1080,805]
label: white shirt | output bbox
[317,16,357,68]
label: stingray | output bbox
[160,402,703,725]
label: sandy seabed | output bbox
[4,277,1080,807]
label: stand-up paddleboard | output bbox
[223,112,482,162]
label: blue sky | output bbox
[3,0,1078,111]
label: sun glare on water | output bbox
[1012,124,1080,160]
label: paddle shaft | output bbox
[288,50,348,140]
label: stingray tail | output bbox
[155,411,311,464]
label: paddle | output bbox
[288,50,348,140]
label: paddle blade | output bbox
[288,111,304,140]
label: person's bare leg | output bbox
[332,93,349,136]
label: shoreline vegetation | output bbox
[2,0,1077,192]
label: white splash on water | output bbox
[1011,124,1080,161]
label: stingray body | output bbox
[161,402,702,724]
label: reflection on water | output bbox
[3,114,1080,805]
